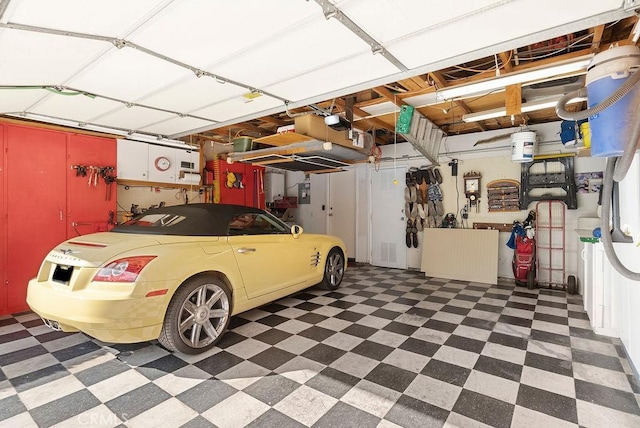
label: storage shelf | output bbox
[253,132,314,147]
[117,179,202,189]
[486,179,520,213]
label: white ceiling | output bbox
[0,0,634,141]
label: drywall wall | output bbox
[116,184,204,222]
[379,121,606,278]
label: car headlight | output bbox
[93,256,157,283]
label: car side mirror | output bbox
[291,224,303,238]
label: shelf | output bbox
[486,179,520,213]
[253,132,314,147]
[473,222,513,232]
[117,179,203,189]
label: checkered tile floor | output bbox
[1,265,639,427]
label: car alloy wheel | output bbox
[178,283,229,349]
[319,248,344,290]
[159,276,231,354]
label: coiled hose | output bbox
[556,70,640,281]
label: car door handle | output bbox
[237,248,256,253]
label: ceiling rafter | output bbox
[428,71,487,132]
[591,24,605,52]
[333,98,393,145]
[499,51,513,73]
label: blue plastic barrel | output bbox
[586,46,640,157]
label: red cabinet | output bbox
[0,122,116,315]
[206,160,265,209]
[67,134,118,237]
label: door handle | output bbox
[237,248,256,253]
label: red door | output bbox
[0,125,5,313]
[66,134,117,238]
[5,125,67,313]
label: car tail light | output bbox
[93,256,156,283]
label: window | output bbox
[228,213,288,235]
[123,213,186,227]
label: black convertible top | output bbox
[111,203,267,236]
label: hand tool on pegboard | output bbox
[72,164,87,177]
[101,166,116,201]
[87,166,95,186]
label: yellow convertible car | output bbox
[27,203,346,354]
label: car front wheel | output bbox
[159,276,231,354]
[318,248,345,290]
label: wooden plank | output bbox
[505,84,522,116]
[473,222,513,232]
[253,132,314,147]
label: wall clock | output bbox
[154,156,171,172]
[464,171,482,208]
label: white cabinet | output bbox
[578,155,640,372]
[581,242,617,337]
[175,148,200,184]
[581,239,640,349]
[117,139,149,180]
[117,139,200,185]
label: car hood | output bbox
[44,232,164,267]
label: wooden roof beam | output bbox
[373,86,404,107]
[499,51,513,73]
[591,24,605,52]
[333,98,392,145]
[428,71,487,132]
[627,16,640,45]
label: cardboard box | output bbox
[294,114,365,152]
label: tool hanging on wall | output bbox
[72,164,115,193]
[73,165,87,177]
[225,170,244,189]
[100,166,116,201]
[212,154,221,203]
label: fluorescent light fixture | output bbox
[437,56,592,102]
[124,134,192,149]
[462,95,586,122]
[8,112,192,148]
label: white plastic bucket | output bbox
[586,45,640,157]
[511,131,537,162]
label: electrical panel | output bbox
[298,182,311,204]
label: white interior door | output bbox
[370,166,407,269]
[328,168,356,258]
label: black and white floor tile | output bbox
[1,264,639,427]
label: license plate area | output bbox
[52,264,73,284]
